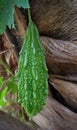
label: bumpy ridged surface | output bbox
[17,21,48,118]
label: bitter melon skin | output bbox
[17,20,48,118]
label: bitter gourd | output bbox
[17,20,48,118]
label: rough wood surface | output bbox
[0,111,33,130]
[33,96,77,130]
[49,76,77,112]
[0,110,47,130]
[41,37,77,76]
[30,0,77,41]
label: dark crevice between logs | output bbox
[54,109,65,120]
[49,74,77,84]
[49,82,77,113]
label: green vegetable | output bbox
[17,20,48,118]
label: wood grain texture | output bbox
[0,111,33,130]
[30,0,77,41]
[49,76,77,112]
[41,36,77,76]
[0,110,47,130]
[33,96,77,130]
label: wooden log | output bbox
[30,0,77,41]
[48,75,77,82]
[0,110,46,130]
[41,36,77,76]
[49,76,77,112]
[33,96,77,130]
[0,110,32,130]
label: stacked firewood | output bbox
[0,0,77,130]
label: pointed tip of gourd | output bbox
[26,110,34,119]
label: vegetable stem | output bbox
[28,8,31,22]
